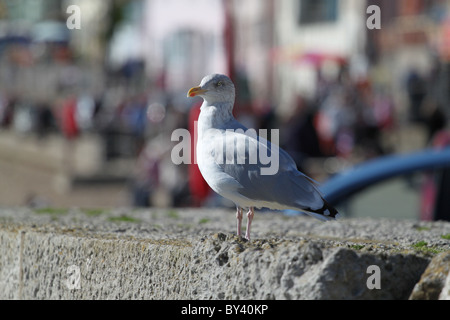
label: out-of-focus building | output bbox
[231,0,275,113]
[61,0,110,62]
[0,0,109,61]
[272,0,367,116]
[142,0,227,97]
[367,0,450,122]
[0,0,110,100]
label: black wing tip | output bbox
[308,199,341,220]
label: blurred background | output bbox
[0,0,449,219]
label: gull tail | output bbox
[303,198,341,222]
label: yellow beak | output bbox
[187,86,208,97]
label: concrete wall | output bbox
[0,207,449,299]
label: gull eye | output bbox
[216,81,223,87]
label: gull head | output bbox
[187,74,235,105]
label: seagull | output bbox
[188,74,340,240]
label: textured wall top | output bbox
[0,207,449,299]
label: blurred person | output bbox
[75,93,96,133]
[405,69,427,123]
[282,96,323,173]
[56,94,79,180]
[423,99,447,143]
[12,100,34,134]
[0,93,15,128]
[316,87,355,157]
[129,94,148,151]
[132,132,189,208]
[353,79,386,158]
[59,94,79,140]
[420,129,450,221]
[132,139,161,207]
[429,130,450,221]
[35,101,55,138]
[372,89,395,131]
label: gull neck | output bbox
[198,100,234,131]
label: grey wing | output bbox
[215,130,326,212]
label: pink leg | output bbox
[236,207,243,237]
[245,207,254,241]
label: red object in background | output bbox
[440,17,450,61]
[420,173,436,221]
[188,102,211,206]
[61,96,78,139]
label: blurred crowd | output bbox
[0,6,449,209]
[3,57,448,209]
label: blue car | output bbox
[319,146,450,221]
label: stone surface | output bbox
[0,207,449,299]
[439,272,450,300]
[409,251,450,300]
